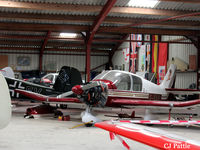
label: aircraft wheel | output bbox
[146,124,153,126]
[85,123,93,127]
[24,114,34,119]
[54,110,63,118]
[60,104,68,109]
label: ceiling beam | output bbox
[0,12,199,28]
[95,39,193,44]
[0,22,89,32]
[0,40,42,46]
[0,40,114,49]
[111,12,200,31]
[0,12,94,23]
[98,27,200,36]
[41,31,51,52]
[0,1,200,17]
[88,0,117,42]
[105,17,200,27]
[0,34,84,41]
[158,0,200,3]
[45,48,109,53]
[0,46,109,53]
[40,31,51,54]
[0,22,199,36]
[48,43,114,49]
[185,36,198,48]
[0,47,39,50]
[0,39,193,47]
[0,51,108,57]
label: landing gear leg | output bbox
[81,106,101,127]
[168,108,172,120]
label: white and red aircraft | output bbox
[15,64,200,123]
[0,72,11,129]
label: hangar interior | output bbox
[0,0,200,150]
[0,0,199,87]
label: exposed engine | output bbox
[72,81,108,107]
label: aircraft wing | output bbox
[166,88,200,95]
[95,121,200,150]
[15,89,80,103]
[110,99,200,107]
[119,120,200,126]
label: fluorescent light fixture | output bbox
[59,33,77,38]
[128,0,159,8]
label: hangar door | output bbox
[0,55,8,69]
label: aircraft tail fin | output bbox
[159,64,176,89]
[0,67,15,78]
[53,66,83,92]
[0,72,11,129]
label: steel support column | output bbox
[85,0,116,82]
[86,33,91,82]
[197,36,200,89]
[39,31,51,71]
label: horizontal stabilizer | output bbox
[166,88,200,95]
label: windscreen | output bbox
[94,71,131,90]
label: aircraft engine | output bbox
[72,81,108,107]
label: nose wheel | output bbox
[81,106,101,127]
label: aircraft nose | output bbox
[72,85,83,95]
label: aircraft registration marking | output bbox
[8,81,43,98]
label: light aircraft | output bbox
[95,120,200,150]
[1,66,82,99]
[0,72,11,129]
[15,64,200,124]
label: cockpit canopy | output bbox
[94,71,142,91]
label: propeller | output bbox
[57,81,108,107]
[57,81,109,124]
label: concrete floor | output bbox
[0,102,200,150]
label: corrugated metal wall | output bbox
[175,73,197,89]
[0,50,39,70]
[43,52,86,71]
[0,50,109,75]
[162,36,197,88]
[43,52,108,72]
